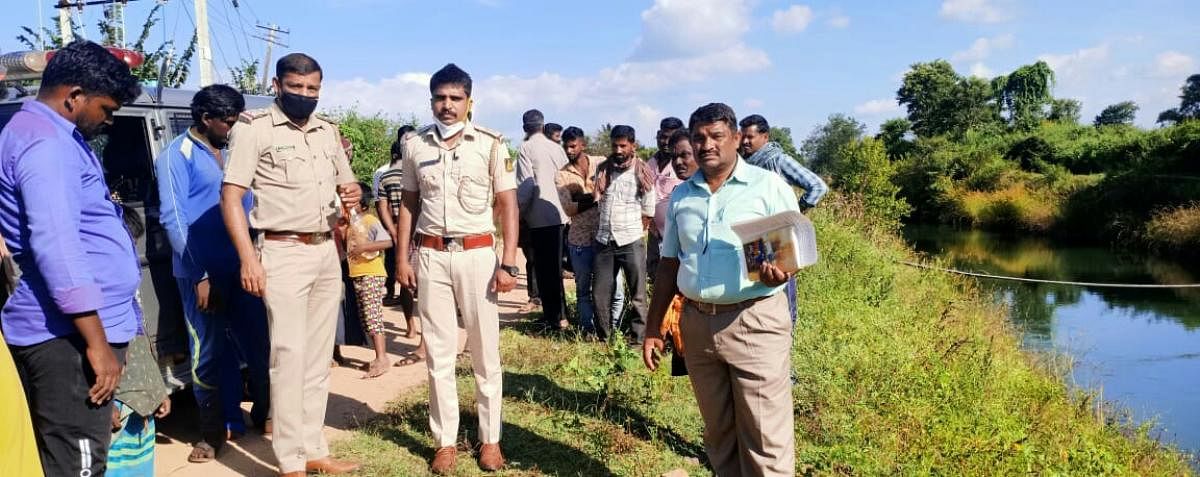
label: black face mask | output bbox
[278,91,318,120]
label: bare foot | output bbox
[362,357,390,378]
[188,442,216,463]
[405,327,416,339]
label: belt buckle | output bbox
[445,237,464,253]
[311,233,328,245]
[694,300,718,315]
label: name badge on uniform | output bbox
[274,145,296,153]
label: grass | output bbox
[1143,202,1200,254]
[334,202,1194,476]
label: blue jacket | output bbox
[156,131,252,282]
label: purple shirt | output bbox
[0,101,141,346]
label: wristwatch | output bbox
[499,264,520,277]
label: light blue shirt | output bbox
[661,157,800,304]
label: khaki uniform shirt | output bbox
[224,103,356,233]
[401,123,515,237]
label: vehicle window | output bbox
[89,115,154,204]
[168,112,192,140]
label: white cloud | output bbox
[633,0,753,61]
[1154,51,1195,78]
[827,13,851,28]
[771,5,814,34]
[745,98,765,109]
[951,34,1014,62]
[939,0,1011,23]
[854,98,902,116]
[969,62,994,78]
[1037,44,1110,80]
[323,0,771,140]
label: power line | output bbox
[900,261,1200,289]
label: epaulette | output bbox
[238,108,269,124]
[415,124,436,139]
[471,124,503,141]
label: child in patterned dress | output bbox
[343,183,394,378]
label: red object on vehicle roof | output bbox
[0,46,144,82]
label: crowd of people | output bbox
[0,39,827,477]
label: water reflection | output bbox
[904,225,1200,454]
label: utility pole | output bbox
[57,2,74,44]
[254,24,288,93]
[195,0,215,86]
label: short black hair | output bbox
[667,128,691,149]
[395,124,416,142]
[390,140,403,157]
[562,126,586,144]
[610,125,636,143]
[190,84,245,125]
[544,123,563,136]
[739,114,769,133]
[358,180,374,207]
[40,40,141,104]
[276,53,322,80]
[430,63,472,97]
[660,117,684,131]
[689,103,738,133]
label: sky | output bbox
[3,0,1197,142]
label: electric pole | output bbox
[254,23,288,93]
[195,0,214,86]
[57,3,74,44]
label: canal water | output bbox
[903,225,1200,456]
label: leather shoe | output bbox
[431,446,457,475]
[304,457,361,475]
[478,443,505,471]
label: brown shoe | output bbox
[431,446,457,475]
[304,457,361,475]
[478,443,505,472]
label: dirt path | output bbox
[154,261,538,476]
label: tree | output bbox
[992,61,1056,130]
[1094,101,1139,126]
[1047,98,1082,124]
[770,127,801,160]
[801,113,865,173]
[17,4,195,88]
[828,138,911,226]
[1157,74,1200,125]
[586,123,613,157]
[876,118,913,158]
[229,60,270,95]
[897,60,1000,137]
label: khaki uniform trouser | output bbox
[681,292,795,477]
[260,239,341,473]
[417,246,503,447]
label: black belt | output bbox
[684,295,771,316]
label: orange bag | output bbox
[659,294,686,354]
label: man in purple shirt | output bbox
[0,41,143,477]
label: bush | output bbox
[329,109,420,182]
[1143,202,1200,253]
[828,138,911,227]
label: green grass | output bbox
[334,203,1194,476]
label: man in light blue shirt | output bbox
[644,103,798,476]
[156,85,270,460]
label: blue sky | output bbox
[3,0,1197,142]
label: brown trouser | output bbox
[681,292,795,477]
[260,239,341,473]
[416,245,503,447]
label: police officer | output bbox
[394,63,518,475]
[220,53,361,476]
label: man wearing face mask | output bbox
[394,63,518,475]
[0,40,142,477]
[221,53,362,476]
[156,84,271,463]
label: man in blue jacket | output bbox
[155,84,270,462]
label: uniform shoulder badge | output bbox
[238,108,269,124]
[471,124,503,141]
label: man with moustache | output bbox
[645,103,800,476]
[221,53,362,476]
[0,39,142,477]
[394,63,518,474]
[156,84,271,461]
